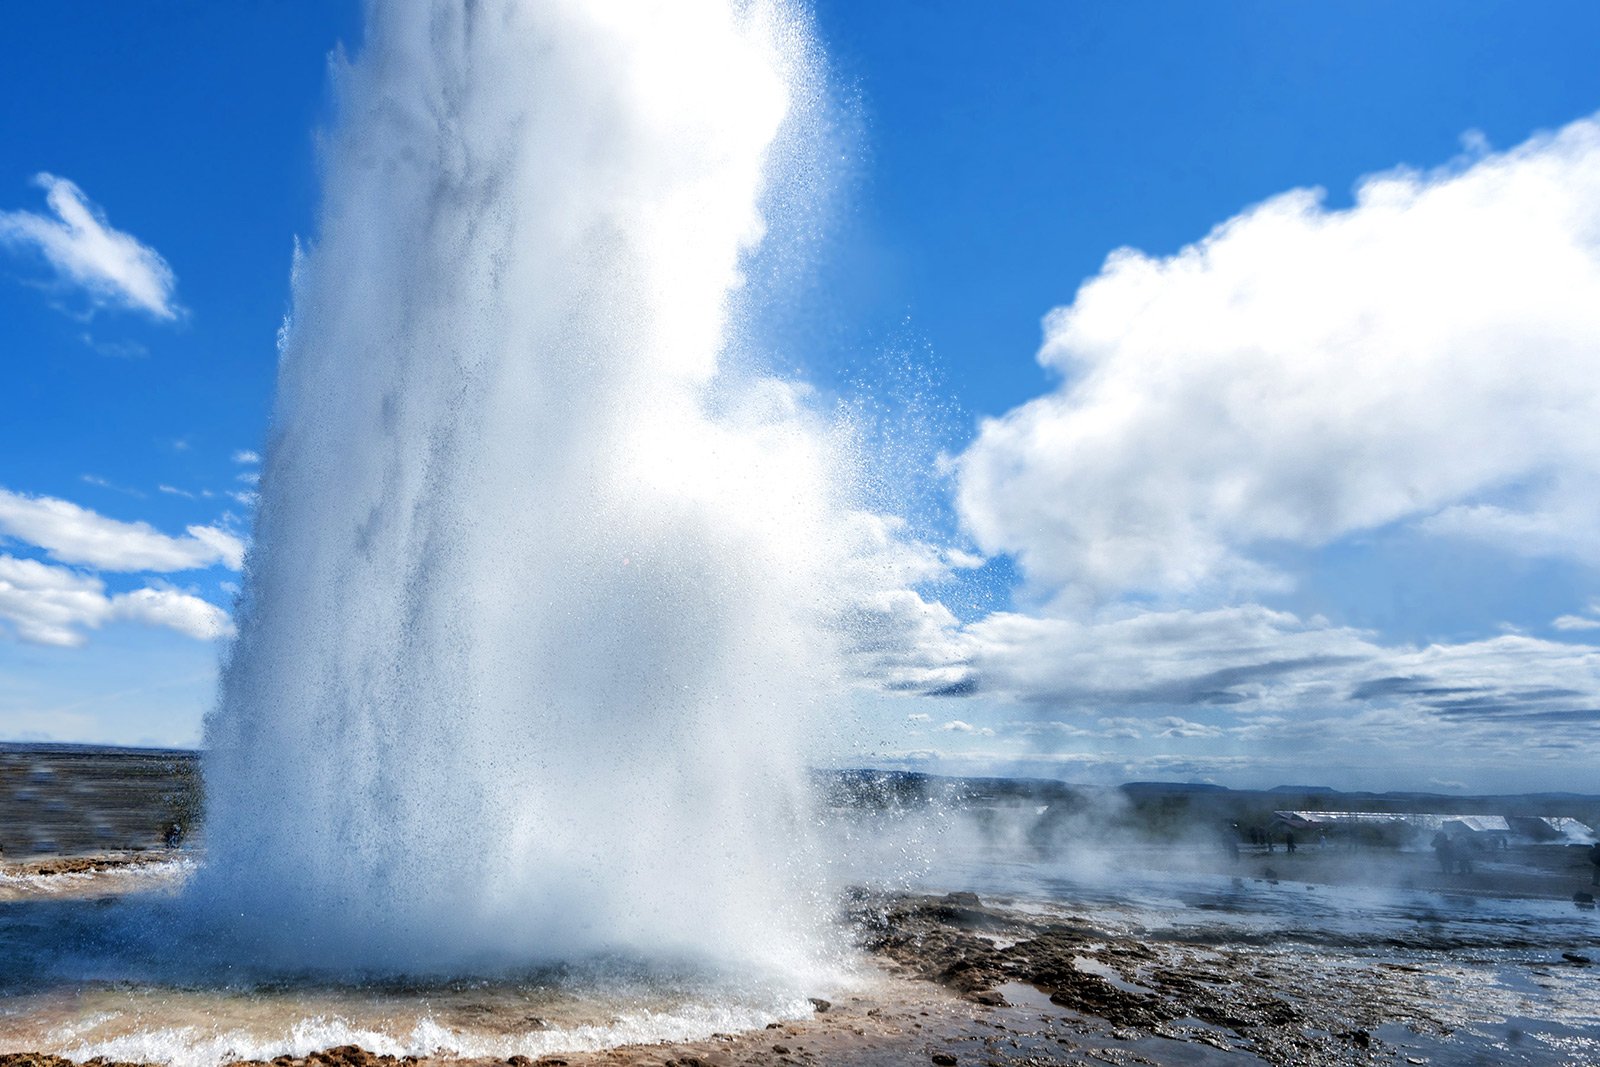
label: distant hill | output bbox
[1122,781,1228,794]
[0,741,196,758]
[821,768,1600,842]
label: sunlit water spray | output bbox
[1,3,954,1061]
[197,0,857,979]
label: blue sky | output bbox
[3,2,1600,791]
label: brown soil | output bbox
[5,853,170,878]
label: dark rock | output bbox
[931,1054,958,1066]
[771,1046,791,1055]
[808,997,831,1013]
[318,1049,377,1067]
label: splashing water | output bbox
[197,0,856,979]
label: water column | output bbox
[200,0,846,977]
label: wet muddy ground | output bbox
[3,863,1597,1067]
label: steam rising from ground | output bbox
[199,0,868,978]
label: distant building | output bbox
[1272,810,1595,849]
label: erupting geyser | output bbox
[199,0,851,976]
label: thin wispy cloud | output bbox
[0,173,181,320]
[158,484,217,501]
[232,449,261,465]
[938,719,993,736]
[859,598,1600,783]
[79,333,149,359]
[0,488,243,571]
[79,473,146,498]
[1156,716,1225,739]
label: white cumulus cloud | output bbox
[0,488,244,572]
[0,174,181,320]
[109,585,236,641]
[0,555,110,646]
[954,114,1600,602]
[0,555,233,646]
[834,115,1600,790]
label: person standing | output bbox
[1432,831,1453,874]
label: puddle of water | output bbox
[1375,1014,1600,1067]
[1090,1030,1271,1066]
[1072,955,1152,995]
[995,981,1056,1013]
[994,984,1268,1066]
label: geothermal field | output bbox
[3,1,1600,1066]
[3,749,1600,1065]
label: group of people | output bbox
[1432,832,1600,881]
[1236,824,1298,853]
[1222,823,1311,861]
[1431,830,1477,874]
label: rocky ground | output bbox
[5,883,1596,1067]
